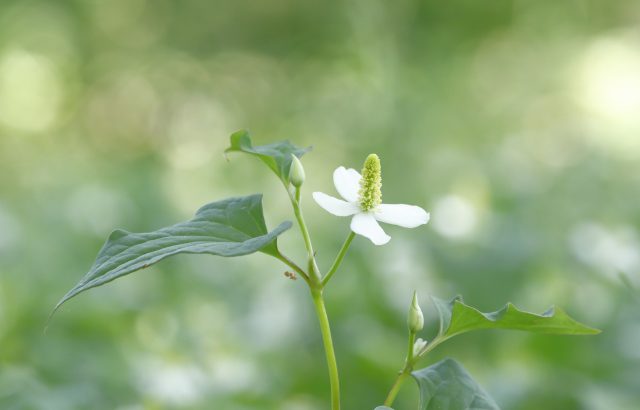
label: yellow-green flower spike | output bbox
[358,154,382,212]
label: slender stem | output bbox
[406,331,416,367]
[383,335,445,407]
[286,184,341,408]
[275,252,311,285]
[321,231,355,287]
[384,371,410,407]
[384,330,415,406]
[311,289,341,410]
[289,187,321,282]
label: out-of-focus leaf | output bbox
[225,130,311,184]
[432,295,601,339]
[619,272,639,301]
[412,358,500,410]
[54,194,291,312]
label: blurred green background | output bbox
[1,0,639,409]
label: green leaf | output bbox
[54,194,291,312]
[432,295,601,339]
[412,358,500,410]
[225,130,311,184]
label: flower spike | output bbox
[359,154,382,212]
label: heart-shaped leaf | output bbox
[412,358,500,410]
[432,296,600,340]
[225,130,311,185]
[54,194,291,312]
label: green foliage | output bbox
[1,0,633,408]
[412,358,500,410]
[432,296,601,340]
[225,130,311,185]
[54,194,291,312]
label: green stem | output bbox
[287,185,341,409]
[383,335,445,407]
[311,289,341,410]
[384,371,410,407]
[321,231,355,287]
[275,252,311,285]
[384,331,415,406]
[406,331,416,367]
[290,187,321,282]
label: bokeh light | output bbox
[1,1,638,409]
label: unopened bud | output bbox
[413,338,428,358]
[289,155,305,187]
[407,291,424,333]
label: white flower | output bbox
[312,154,429,245]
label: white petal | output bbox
[350,213,390,245]
[312,192,359,216]
[375,204,430,228]
[333,166,361,202]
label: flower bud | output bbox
[413,337,428,357]
[289,155,305,187]
[407,291,424,333]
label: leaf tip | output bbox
[227,129,251,152]
[108,229,129,241]
[282,220,294,230]
[439,357,460,368]
[47,296,69,325]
